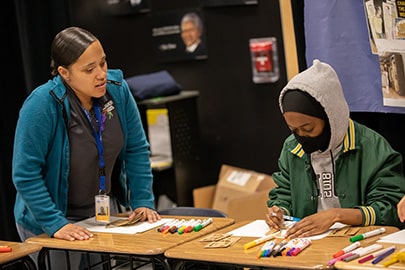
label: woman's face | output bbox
[58,40,108,105]
[283,111,325,137]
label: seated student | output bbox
[398,195,405,223]
[266,59,405,239]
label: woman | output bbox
[13,26,160,268]
[266,59,405,239]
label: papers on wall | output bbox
[76,216,173,234]
[377,229,405,244]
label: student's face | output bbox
[283,111,325,137]
[181,21,201,47]
[58,40,108,104]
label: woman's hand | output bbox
[131,207,161,223]
[53,223,94,241]
[265,206,284,230]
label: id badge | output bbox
[95,194,110,223]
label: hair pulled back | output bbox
[50,26,97,77]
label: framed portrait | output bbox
[152,9,208,63]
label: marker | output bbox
[256,241,275,258]
[371,246,396,264]
[157,219,178,232]
[0,246,12,252]
[184,219,202,233]
[343,244,383,262]
[333,241,361,258]
[328,252,357,266]
[263,241,276,257]
[382,248,405,267]
[178,219,195,234]
[243,234,275,250]
[270,239,288,257]
[168,219,186,234]
[280,239,300,256]
[193,218,213,232]
[283,215,301,222]
[291,238,311,256]
[358,245,395,263]
[349,228,386,242]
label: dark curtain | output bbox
[0,0,70,241]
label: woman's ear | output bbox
[57,66,70,81]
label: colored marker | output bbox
[349,228,386,242]
[0,246,12,252]
[333,241,361,258]
[243,234,275,250]
[291,238,311,256]
[328,252,357,266]
[343,244,383,262]
[382,248,405,267]
[178,219,195,234]
[371,246,396,264]
[283,215,301,222]
[270,239,288,257]
[193,218,213,232]
[263,241,276,257]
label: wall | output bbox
[68,0,301,184]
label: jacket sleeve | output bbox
[13,87,69,236]
[356,133,405,228]
[267,141,293,216]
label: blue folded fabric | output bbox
[126,70,182,101]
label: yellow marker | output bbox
[382,249,405,267]
[243,234,275,250]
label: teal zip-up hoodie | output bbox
[13,69,155,236]
[268,60,405,228]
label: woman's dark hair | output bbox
[50,26,98,77]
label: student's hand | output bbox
[398,195,405,222]
[265,206,284,231]
[53,223,94,241]
[132,207,160,223]
[285,210,335,239]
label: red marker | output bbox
[291,238,311,256]
[328,251,358,266]
[0,246,12,252]
[333,241,361,258]
[358,245,396,264]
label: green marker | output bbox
[349,228,386,242]
[194,217,213,232]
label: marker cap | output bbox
[333,250,344,258]
[349,234,364,242]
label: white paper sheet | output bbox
[227,220,346,240]
[75,216,173,234]
[377,229,405,244]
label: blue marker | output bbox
[283,215,301,222]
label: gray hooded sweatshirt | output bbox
[279,59,349,211]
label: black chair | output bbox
[158,207,227,218]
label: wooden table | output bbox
[26,216,234,270]
[0,241,41,270]
[164,221,399,270]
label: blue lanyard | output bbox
[82,101,106,193]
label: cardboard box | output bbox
[193,164,276,222]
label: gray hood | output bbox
[279,59,349,151]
